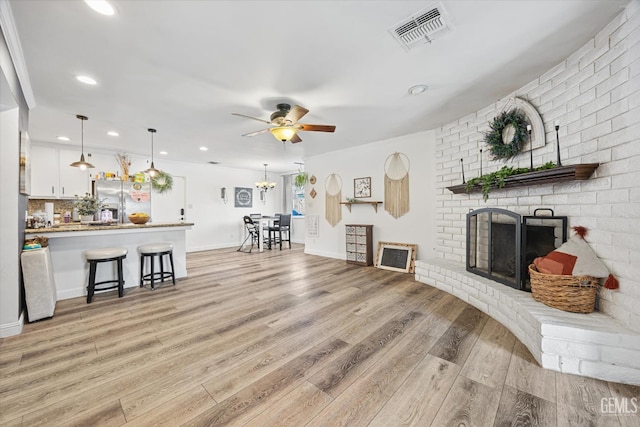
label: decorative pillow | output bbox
[533,226,618,289]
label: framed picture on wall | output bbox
[234,187,253,208]
[19,131,31,195]
[354,177,371,198]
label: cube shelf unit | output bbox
[345,224,373,266]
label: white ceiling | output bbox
[7,0,629,173]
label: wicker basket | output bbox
[528,264,598,313]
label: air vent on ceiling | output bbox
[388,3,452,51]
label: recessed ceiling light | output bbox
[76,75,97,85]
[200,146,208,151]
[57,136,70,141]
[84,0,115,16]
[107,131,119,137]
[408,84,428,95]
[159,151,168,155]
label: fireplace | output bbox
[466,208,567,290]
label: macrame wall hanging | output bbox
[325,173,342,227]
[384,152,410,219]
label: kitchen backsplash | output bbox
[28,199,75,215]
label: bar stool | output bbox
[84,247,127,303]
[138,242,175,290]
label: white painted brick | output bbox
[558,356,581,375]
[597,67,630,99]
[541,353,562,371]
[541,338,601,361]
[580,66,612,93]
[581,121,613,142]
[566,63,595,89]
[601,347,640,370]
[596,98,629,123]
[581,93,612,117]
[611,105,640,131]
[567,39,596,65]
[580,361,640,385]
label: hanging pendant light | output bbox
[70,114,95,170]
[255,163,276,191]
[145,128,161,177]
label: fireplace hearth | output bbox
[466,208,567,290]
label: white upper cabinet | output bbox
[58,149,91,197]
[30,145,90,198]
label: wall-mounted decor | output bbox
[502,96,545,151]
[234,187,253,208]
[375,242,417,273]
[325,173,342,227]
[354,177,371,198]
[484,108,529,160]
[309,188,317,199]
[307,215,319,237]
[19,131,31,195]
[384,152,410,219]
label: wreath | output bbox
[151,170,173,193]
[484,108,529,161]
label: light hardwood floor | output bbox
[1,245,638,426]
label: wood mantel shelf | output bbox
[447,163,599,195]
[340,201,383,212]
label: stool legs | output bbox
[86,256,126,303]
[169,252,176,285]
[140,251,175,290]
[87,261,97,303]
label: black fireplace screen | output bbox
[466,208,567,290]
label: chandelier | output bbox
[256,163,276,191]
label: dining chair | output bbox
[269,213,291,250]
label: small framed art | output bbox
[354,177,371,198]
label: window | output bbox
[283,173,305,216]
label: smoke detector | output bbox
[388,2,452,51]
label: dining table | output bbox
[253,216,278,252]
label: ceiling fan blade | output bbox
[242,128,271,137]
[290,133,302,143]
[297,124,336,132]
[284,105,309,124]
[232,113,272,125]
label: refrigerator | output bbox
[94,180,152,224]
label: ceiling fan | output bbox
[232,103,336,143]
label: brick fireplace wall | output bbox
[434,2,639,332]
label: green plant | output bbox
[73,193,106,215]
[466,162,556,201]
[294,172,308,188]
[484,108,529,161]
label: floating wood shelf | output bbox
[447,163,599,195]
[340,201,383,213]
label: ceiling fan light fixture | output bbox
[270,126,297,142]
[70,114,95,170]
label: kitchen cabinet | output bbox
[30,145,90,198]
[345,224,373,266]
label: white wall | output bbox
[434,2,640,332]
[303,130,437,261]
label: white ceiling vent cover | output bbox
[388,3,452,51]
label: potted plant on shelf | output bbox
[73,193,106,223]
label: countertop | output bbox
[25,222,194,235]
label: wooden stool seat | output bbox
[138,242,175,290]
[84,247,127,303]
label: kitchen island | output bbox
[25,222,194,300]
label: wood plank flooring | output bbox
[1,245,639,426]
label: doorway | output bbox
[152,175,186,223]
